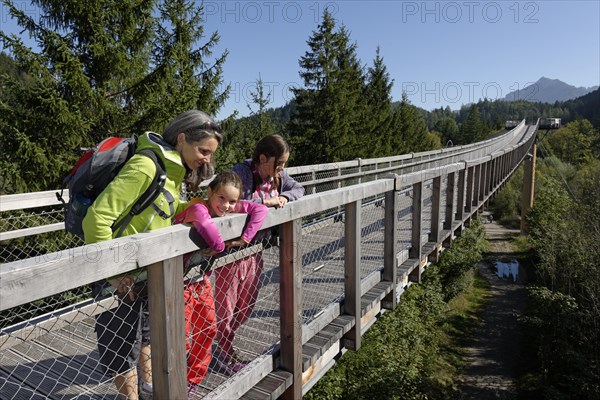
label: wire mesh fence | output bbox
[0,199,391,399]
[1,133,533,398]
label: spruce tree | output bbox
[0,0,228,193]
[459,104,483,144]
[364,47,394,157]
[390,92,432,154]
[288,9,367,164]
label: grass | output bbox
[425,269,491,397]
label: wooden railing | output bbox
[0,122,535,399]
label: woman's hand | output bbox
[263,196,288,208]
[109,275,137,302]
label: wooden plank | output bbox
[0,297,117,351]
[0,222,65,241]
[343,200,361,351]
[279,218,302,400]
[409,182,422,284]
[430,176,441,243]
[0,370,49,400]
[0,190,67,212]
[147,256,186,400]
[240,370,292,400]
[383,188,398,310]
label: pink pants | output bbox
[214,254,263,355]
[184,278,216,384]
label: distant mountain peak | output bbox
[504,77,598,103]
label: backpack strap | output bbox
[112,149,175,238]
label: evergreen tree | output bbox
[363,47,394,157]
[0,0,228,193]
[288,9,367,164]
[217,77,278,171]
[390,92,433,154]
[458,104,483,144]
[433,116,459,146]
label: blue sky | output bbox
[2,1,599,120]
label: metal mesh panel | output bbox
[441,176,449,233]
[300,207,345,325]
[397,187,413,255]
[422,180,433,242]
[1,207,84,264]
[359,196,386,279]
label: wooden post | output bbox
[472,164,481,208]
[147,256,186,400]
[409,182,423,283]
[479,162,487,201]
[456,168,466,221]
[520,143,536,234]
[344,200,362,350]
[430,176,441,244]
[383,189,398,310]
[280,219,303,400]
[465,166,474,215]
[444,172,455,245]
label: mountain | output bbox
[503,77,598,103]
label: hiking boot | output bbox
[139,380,153,400]
[210,347,248,376]
[187,382,200,399]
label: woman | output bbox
[212,134,304,374]
[82,110,222,400]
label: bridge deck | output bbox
[0,194,444,399]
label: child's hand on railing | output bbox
[200,248,220,257]
[225,238,248,249]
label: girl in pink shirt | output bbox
[174,172,268,388]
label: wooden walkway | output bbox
[0,196,439,399]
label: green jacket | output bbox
[82,132,187,244]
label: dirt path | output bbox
[458,212,528,400]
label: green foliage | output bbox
[288,10,366,164]
[288,11,437,164]
[305,224,486,399]
[457,104,483,144]
[305,283,445,400]
[432,116,459,146]
[544,119,598,165]
[0,0,228,194]
[520,149,600,398]
[437,220,487,302]
[363,47,395,157]
[215,77,282,171]
[490,165,523,227]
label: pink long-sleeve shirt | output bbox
[174,198,268,253]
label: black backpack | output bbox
[57,135,174,240]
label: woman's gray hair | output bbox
[162,110,223,191]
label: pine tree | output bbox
[0,0,228,193]
[288,9,367,164]
[364,47,394,157]
[390,92,432,154]
[459,104,483,144]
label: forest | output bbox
[2,1,600,399]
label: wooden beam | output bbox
[147,256,186,399]
[280,218,303,400]
[383,189,399,310]
[343,200,361,350]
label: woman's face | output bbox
[207,185,240,217]
[177,133,219,170]
[258,152,289,179]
